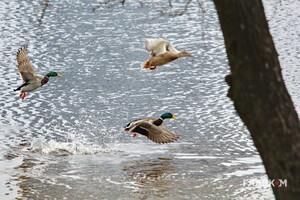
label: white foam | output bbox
[29,137,171,156]
[30,138,112,155]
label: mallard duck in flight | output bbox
[142,38,191,70]
[124,112,179,144]
[14,46,62,100]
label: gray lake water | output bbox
[0,0,299,199]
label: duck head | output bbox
[160,112,176,120]
[42,71,62,85]
[46,71,62,77]
[177,51,192,58]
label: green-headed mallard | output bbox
[14,46,62,100]
[142,38,191,70]
[124,112,179,144]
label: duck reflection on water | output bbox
[122,158,175,195]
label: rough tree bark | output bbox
[213,0,300,199]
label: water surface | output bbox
[0,0,299,199]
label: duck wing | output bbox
[125,117,156,131]
[16,46,38,82]
[145,38,169,56]
[166,42,179,53]
[136,121,179,144]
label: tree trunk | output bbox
[213,0,300,199]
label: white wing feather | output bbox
[145,38,169,56]
[166,43,179,53]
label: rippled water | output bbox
[0,0,299,199]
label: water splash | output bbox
[29,138,113,155]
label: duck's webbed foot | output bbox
[20,92,27,100]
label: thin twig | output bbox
[161,0,193,17]
[38,0,50,25]
[93,0,126,12]
[168,0,173,8]
[197,0,205,14]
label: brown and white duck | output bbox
[142,38,191,70]
[14,46,62,100]
[124,112,179,144]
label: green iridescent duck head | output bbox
[41,71,62,85]
[160,112,176,120]
[46,71,63,77]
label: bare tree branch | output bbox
[93,0,126,12]
[168,0,173,8]
[38,0,50,25]
[160,0,193,17]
